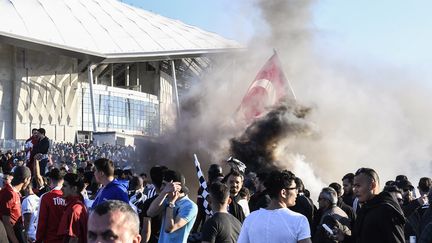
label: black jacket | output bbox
[228,195,245,223]
[249,189,271,212]
[353,191,406,243]
[337,197,356,224]
[32,136,50,156]
[290,194,316,231]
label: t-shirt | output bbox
[91,179,129,209]
[141,195,161,243]
[237,208,311,243]
[22,194,40,241]
[159,196,198,243]
[57,195,88,243]
[36,187,66,243]
[201,212,242,243]
[0,183,22,226]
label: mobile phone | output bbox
[322,224,334,235]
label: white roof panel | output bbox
[0,0,242,59]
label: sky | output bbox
[124,0,432,190]
[124,0,432,76]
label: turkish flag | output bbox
[239,52,293,121]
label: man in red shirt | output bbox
[36,168,66,243]
[58,173,88,243]
[25,128,38,170]
[0,166,31,243]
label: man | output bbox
[31,128,50,175]
[88,200,141,243]
[36,168,66,243]
[91,158,129,208]
[312,187,351,243]
[21,185,40,242]
[329,182,356,223]
[342,173,356,207]
[24,128,38,168]
[0,151,14,174]
[248,171,271,213]
[201,182,241,243]
[0,166,31,243]
[128,175,147,211]
[147,170,198,243]
[290,177,316,231]
[337,167,405,243]
[193,164,224,232]
[402,178,431,217]
[396,179,415,210]
[58,173,88,243]
[226,170,248,222]
[140,165,167,243]
[238,170,311,243]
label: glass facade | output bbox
[82,87,160,136]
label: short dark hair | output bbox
[63,173,85,193]
[94,158,114,177]
[418,177,432,194]
[342,173,355,184]
[256,171,269,183]
[163,170,185,186]
[355,168,380,184]
[92,200,140,235]
[209,182,230,205]
[31,128,38,132]
[224,169,244,183]
[150,165,168,189]
[128,176,143,191]
[295,177,305,193]
[239,187,250,200]
[265,170,296,199]
[37,128,46,135]
[329,182,343,197]
[48,168,64,181]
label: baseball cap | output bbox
[12,166,31,184]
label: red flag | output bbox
[239,52,294,121]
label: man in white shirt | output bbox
[238,170,311,243]
[22,186,40,242]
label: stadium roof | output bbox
[0,0,243,62]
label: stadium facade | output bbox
[0,0,242,146]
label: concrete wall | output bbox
[12,46,80,142]
[0,44,14,139]
[159,71,176,134]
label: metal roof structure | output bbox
[0,0,243,62]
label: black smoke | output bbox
[229,99,312,173]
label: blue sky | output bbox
[124,0,432,72]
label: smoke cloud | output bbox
[137,0,432,199]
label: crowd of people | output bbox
[0,128,432,243]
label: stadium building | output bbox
[0,0,241,146]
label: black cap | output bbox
[11,166,31,184]
[396,180,414,191]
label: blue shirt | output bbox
[91,179,129,209]
[159,195,198,243]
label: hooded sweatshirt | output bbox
[91,179,129,208]
[353,191,406,243]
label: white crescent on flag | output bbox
[238,52,295,122]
